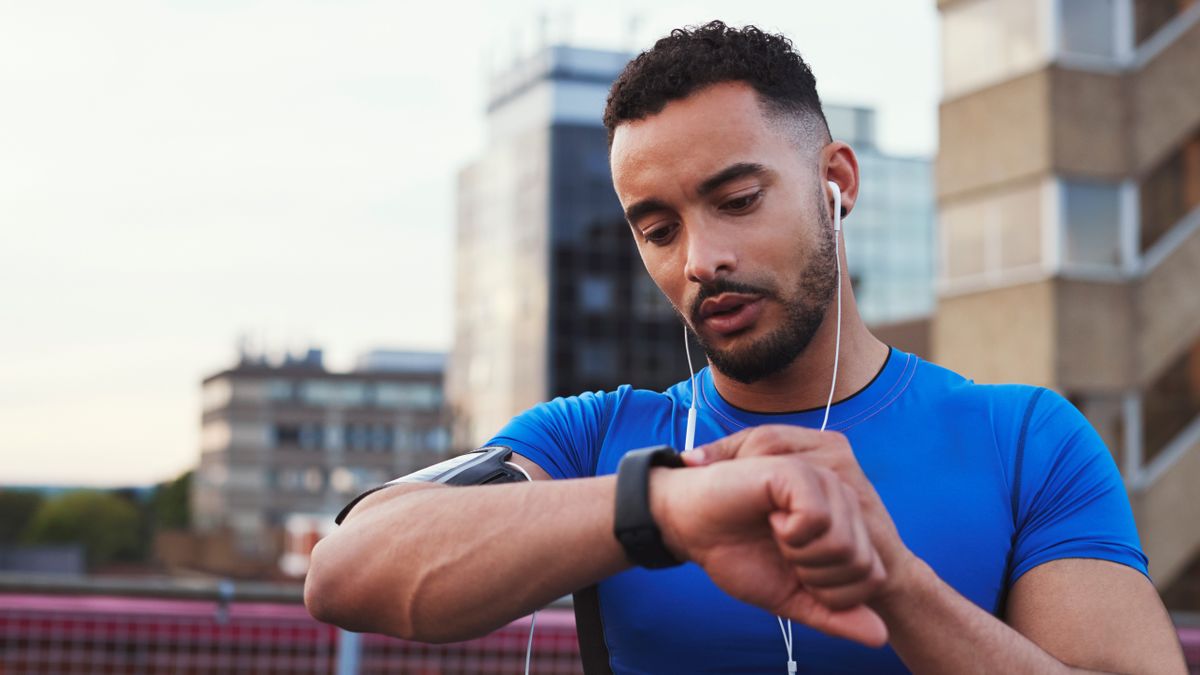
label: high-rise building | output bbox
[192,348,449,558]
[828,105,936,326]
[448,46,686,448]
[934,0,1200,604]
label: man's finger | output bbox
[682,425,829,465]
[780,595,888,648]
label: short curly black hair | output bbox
[603,20,829,149]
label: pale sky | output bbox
[0,0,939,486]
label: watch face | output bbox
[388,451,486,485]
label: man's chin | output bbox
[698,324,817,385]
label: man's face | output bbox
[609,82,837,384]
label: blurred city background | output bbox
[1,0,1198,672]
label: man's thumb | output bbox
[791,602,889,648]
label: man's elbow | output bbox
[304,542,355,629]
[304,538,439,641]
[302,559,339,627]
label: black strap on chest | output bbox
[573,586,614,674]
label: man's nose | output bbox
[683,221,737,284]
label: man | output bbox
[305,22,1186,674]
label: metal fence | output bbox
[0,575,581,675]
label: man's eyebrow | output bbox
[622,162,767,226]
[624,198,671,226]
[696,162,767,197]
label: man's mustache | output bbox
[689,279,777,325]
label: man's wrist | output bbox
[614,448,686,568]
[868,550,930,617]
[648,466,688,563]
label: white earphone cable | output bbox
[780,182,843,674]
[684,326,699,453]
[821,182,843,434]
[525,610,538,675]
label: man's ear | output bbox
[821,142,860,220]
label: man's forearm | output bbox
[873,557,1099,675]
[305,477,629,642]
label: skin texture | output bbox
[306,81,1187,673]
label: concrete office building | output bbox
[934,0,1200,603]
[192,348,449,559]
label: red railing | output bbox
[0,593,581,675]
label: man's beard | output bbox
[687,200,839,385]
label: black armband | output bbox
[335,446,530,524]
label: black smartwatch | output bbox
[614,446,685,569]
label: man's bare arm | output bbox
[869,554,1186,675]
[304,458,628,643]
[1009,558,1185,673]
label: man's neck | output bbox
[707,306,890,415]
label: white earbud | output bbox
[828,180,842,232]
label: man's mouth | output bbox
[698,293,765,336]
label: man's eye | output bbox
[722,190,763,212]
[643,223,678,245]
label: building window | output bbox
[633,271,674,320]
[940,179,1045,284]
[1135,0,1195,45]
[274,424,301,448]
[345,423,369,450]
[1142,337,1200,463]
[942,0,1047,99]
[577,342,618,379]
[1059,0,1121,60]
[375,382,441,409]
[266,379,293,402]
[424,428,450,453]
[299,423,323,450]
[1062,179,1123,267]
[579,276,614,313]
[300,380,366,407]
[370,425,392,452]
[1140,127,1200,253]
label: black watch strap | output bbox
[614,446,685,569]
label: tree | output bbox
[150,470,192,530]
[23,490,143,568]
[0,490,44,544]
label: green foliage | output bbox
[0,490,44,544]
[23,490,144,567]
[151,470,192,530]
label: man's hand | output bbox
[682,426,918,607]
[651,454,889,647]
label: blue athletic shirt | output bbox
[488,348,1148,674]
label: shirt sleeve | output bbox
[486,389,619,480]
[1008,388,1149,584]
